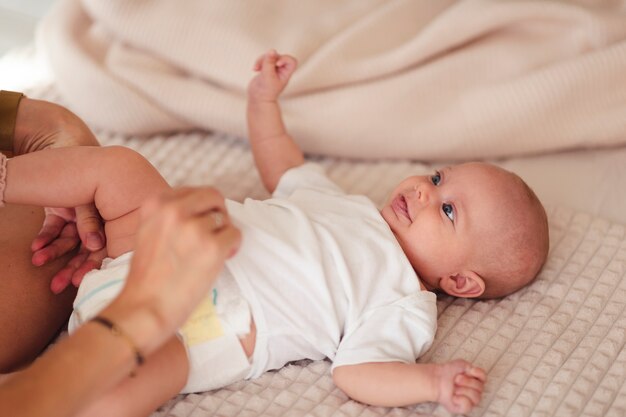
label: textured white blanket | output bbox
[40,0,626,160]
[89,130,625,417]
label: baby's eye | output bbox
[431,171,441,186]
[442,203,455,222]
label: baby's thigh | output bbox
[0,204,77,372]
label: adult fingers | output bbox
[50,266,75,294]
[75,204,106,251]
[142,186,227,221]
[31,213,67,252]
[194,218,241,261]
[31,223,80,266]
[216,224,241,259]
[169,208,240,262]
[71,247,107,287]
[49,248,89,294]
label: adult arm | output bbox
[247,50,304,194]
[0,187,241,417]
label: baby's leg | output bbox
[76,337,189,417]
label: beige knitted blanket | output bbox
[40,0,626,160]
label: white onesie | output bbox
[69,163,437,391]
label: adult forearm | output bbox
[247,100,304,193]
[0,296,167,417]
[0,321,139,417]
[333,362,439,407]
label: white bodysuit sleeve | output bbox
[273,163,344,199]
[331,291,437,372]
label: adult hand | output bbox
[106,186,241,354]
[31,206,107,294]
[11,97,107,286]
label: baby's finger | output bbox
[276,56,297,71]
[455,374,485,391]
[465,366,487,382]
[261,49,279,76]
[277,53,297,64]
[75,204,105,251]
[253,55,264,71]
[451,395,473,415]
[453,387,482,406]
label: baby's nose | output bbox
[414,184,430,205]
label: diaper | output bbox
[179,268,252,393]
[68,252,252,393]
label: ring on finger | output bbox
[210,210,225,231]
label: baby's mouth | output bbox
[391,194,410,221]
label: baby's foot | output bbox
[436,359,486,415]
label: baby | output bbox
[0,50,548,416]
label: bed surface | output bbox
[95,131,625,417]
[2,50,626,416]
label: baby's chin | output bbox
[379,206,394,227]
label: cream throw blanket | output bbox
[40,0,626,160]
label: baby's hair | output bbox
[476,171,549,299]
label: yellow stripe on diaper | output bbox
[180,294,223,346]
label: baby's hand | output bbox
[436,359,486,415]
[248,49,297,102]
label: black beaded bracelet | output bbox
[91,315,145,368]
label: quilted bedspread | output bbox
[2,41,625,417]
[85,130,625,417]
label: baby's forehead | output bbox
[453,164,528,232]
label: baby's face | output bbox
[380,163,510,290]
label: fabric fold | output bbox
[39,0,626,160]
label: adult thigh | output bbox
[0,204,77,372]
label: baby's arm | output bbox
[4,146,170,257]
[333,360,486,414]
[247,50,304,194]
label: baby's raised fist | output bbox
[248,49,298,102]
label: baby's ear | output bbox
[440,271,485,298]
